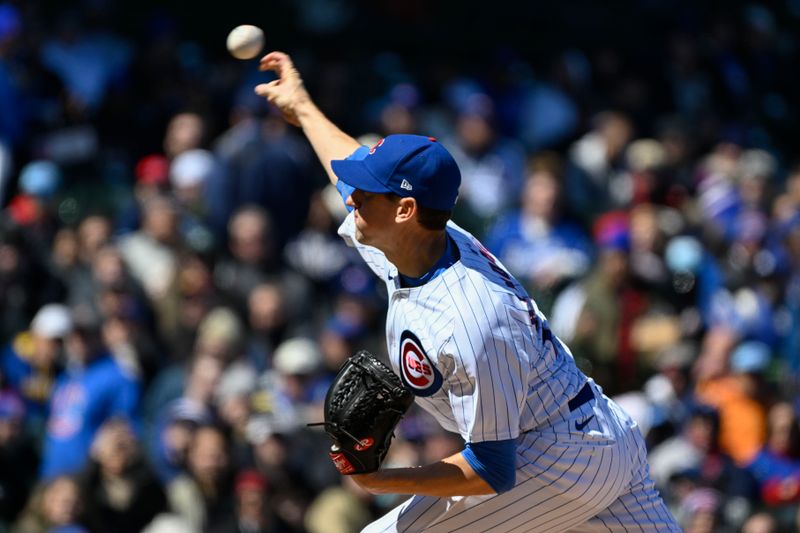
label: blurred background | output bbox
[1,0,800,532]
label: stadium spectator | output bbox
[208,469,274,533]
[214,205,310,320]
[243,281,295,373]
[13,475,85,533]
[747,402,800,507]
[77,419,167,533]
[444,88,526,236]
[485,153,591,307]
[163,112,206,160]
[694,336,769,466]
[40,312,140,480]
[565,111,634,227]
[115,154,171,235]
[213,103,316,249]
[1,304,72,434]
[117,194,182,303]
[168,424,235,531]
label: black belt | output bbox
[568,382,594,412]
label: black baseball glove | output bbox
[313,350,414,475]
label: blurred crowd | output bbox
[2,0,800,532]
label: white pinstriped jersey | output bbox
[338,212,587,443]
[338,211,680,532]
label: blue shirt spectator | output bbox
[485,155,592,292]
[41,334,139,479]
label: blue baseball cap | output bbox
[331,134,461,211]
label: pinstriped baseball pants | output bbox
[363,384,680,533]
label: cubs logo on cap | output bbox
[399,330,443,397]
[368,138,385,154]
[331,134,461,211]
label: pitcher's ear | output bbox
[395,197,417,224]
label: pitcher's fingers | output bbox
[254,80,280,98]
[259,51,290,72]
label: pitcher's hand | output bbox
[255,51,311,126]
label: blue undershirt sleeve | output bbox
[334,146,370,210]
[461,439,517,493]
[336,180,355,212]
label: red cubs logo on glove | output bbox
[354,437,374,451]
[399,330,443,397]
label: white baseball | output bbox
[226,25,264,60]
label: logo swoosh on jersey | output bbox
[575,415,595,431]
[399,330,443,397]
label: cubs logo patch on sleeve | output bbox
[399,330,443,397]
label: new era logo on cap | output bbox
[331,134,461,211]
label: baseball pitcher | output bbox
[255,51,680,533]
